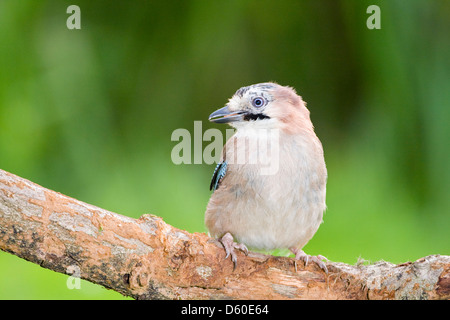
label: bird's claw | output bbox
[219,232,248,269]
[290,248,328,274]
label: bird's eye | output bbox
[252,97,265,108]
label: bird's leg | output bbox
[290,247,328,274]
[219,232,248,269]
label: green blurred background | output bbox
[0,0,449,299]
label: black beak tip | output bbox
[208,106,245,123]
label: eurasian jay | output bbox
[205,82,328,272]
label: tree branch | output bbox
[0,168,448,300]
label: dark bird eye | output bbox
[252,97,265,108]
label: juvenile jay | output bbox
[205,82,328,272]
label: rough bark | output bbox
[0,168,448,300]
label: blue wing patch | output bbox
[210,161,227,191]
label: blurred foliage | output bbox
[0,0,449,299]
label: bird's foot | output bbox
[219,232,248,269]
[290,248,328,274]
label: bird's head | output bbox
[209,82,313,132]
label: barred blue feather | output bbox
[210,161,227,191]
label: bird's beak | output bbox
[208,106,245,123]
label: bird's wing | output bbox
[210,161,228,191]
